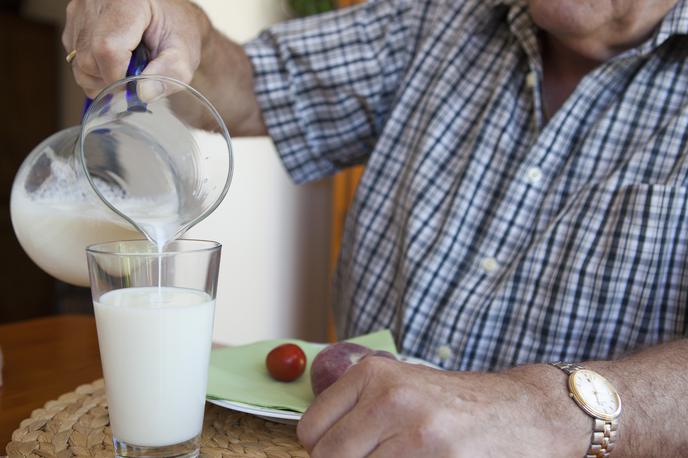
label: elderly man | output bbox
[63,0,687,456]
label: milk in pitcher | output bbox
[10,151,142,286]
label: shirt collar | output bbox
[641,0,688,54]
[483,0,519,7]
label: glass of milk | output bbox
[86,239,221,458]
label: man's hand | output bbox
[61,0,266,135]
[297,357,590,457]
[62,0,208,98]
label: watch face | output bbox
[569,369,621,420]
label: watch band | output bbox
[552,361,585,375]
[551,362,619,458]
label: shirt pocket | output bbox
[591,183,687,260]
[606,183,688,229]
[550,183,688,358]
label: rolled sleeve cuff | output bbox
[244,34,339,184]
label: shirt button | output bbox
[526,166,543,185]
[525,71,537,89]
[436,345,452,361]
[480,257,499,273]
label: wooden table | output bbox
[0,315,102,454]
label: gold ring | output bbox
[66,49,77,64]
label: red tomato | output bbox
[266,343,307,382]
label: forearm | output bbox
[513,339,688,457]
[192,12,267,136]
[586,339,688,457]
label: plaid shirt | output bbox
[245,0,688,371]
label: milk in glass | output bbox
[94,287,215,446]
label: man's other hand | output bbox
[297,356,590,457]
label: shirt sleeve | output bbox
[244,0,429,183]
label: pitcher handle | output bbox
[82,43,150,118]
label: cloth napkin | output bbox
[207,330,397,413]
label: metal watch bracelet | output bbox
[551,362,619,458]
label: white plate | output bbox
[208,355,441,425]
[208,398,302,425]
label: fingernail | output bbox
[137,80,166,103]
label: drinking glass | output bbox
[86,239,221,458]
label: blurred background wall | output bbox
[0,0,60,323]
[189,0,332,345]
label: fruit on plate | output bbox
[266,343,307,382]
[310,342,396,395]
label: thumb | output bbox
[297,360,372,451]
[137,47,196,101]
[141,47,195,84]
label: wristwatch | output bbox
[551,362,622,457]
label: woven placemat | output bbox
[6,379,308,458]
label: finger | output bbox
[88,0,152,84]
[72,65,106,99]
[90,37,135,85]
[141,47,195,84]
[136,47,196,102]
[62,0,79,51]
[73,45,102,78]
[70,9,109,96]
[369,435,453,458]
[367,436,405,458]
[309,398,389,458]
[297,359,376,451]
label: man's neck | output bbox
[540,33,603,119]
[536,0,680,119]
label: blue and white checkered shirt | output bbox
[245,0,688,371]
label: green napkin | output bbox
[206,330,397,413]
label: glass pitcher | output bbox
[10,46,233,287]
